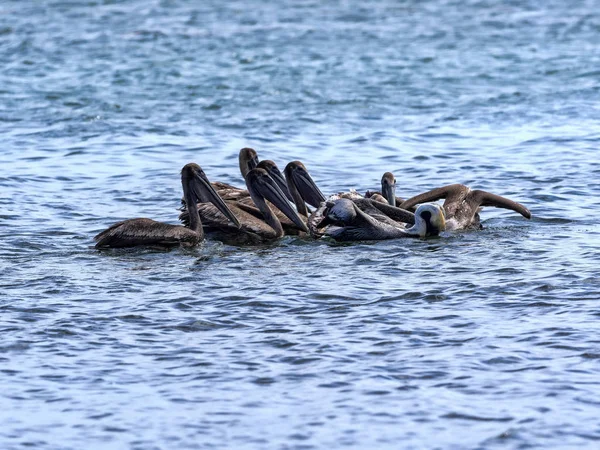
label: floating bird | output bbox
[310,199,445,241]
[186,168,309,244]
[380,172,397,206]
[283,160,327,217]
[256,159,294,202]
[285,167,416,238]
[95,163,240,249]
[214,148,292,203]
[399,184,531,230]
[182,150,308,235]
[365,172,405,206]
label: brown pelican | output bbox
[211,148,294,213]
[95,163,240,249]
[308,196,416,237]
[310,199,445,241]
[182,151,308,235]
[365,172,405,206]
[399,184,531,230]
[256,160,294,202]
[277,164,418,238]
[283,160,327,217]
[281,166,416,236]
[187,168,309,244]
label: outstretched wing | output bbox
[470,190,531,219]
[400,184,469,211]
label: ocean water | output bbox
[2,0,600,448]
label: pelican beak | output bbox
[287,163,326,208]
[263,162,295,202]
[192,170,241,228]
[381,180,396,207]
[253,171,309,233]
[248,154,259,171]
[433,205,446,232]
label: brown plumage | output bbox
[399,183,531,230]
[184,168,309,244]
[365,172,404,206]
[94,163,240,249]
[284,161,327,218]
[181,150,307,235]
[309,199,444,241]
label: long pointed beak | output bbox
[266,164,295,202]
[291,167,326,208]
[192,173,241,228]
[434,205,446,232]
[381,182,396,207]
[248,154,259,171]
[258,176,309,233]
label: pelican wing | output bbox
[400,184,469,211]
[470,190,532,219]
[197,203,285,243]
[95,219,194,248]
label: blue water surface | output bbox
[1,1,600,448]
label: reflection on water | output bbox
[2,0,600,448]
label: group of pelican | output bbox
[94,148,532,248]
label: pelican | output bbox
[182,151,308,235]
[310,199,445,241]
[399,184,531,230]
[281,165,416,237]
[283,160,327,217]
[256,159,294,203]
[215,148,292,203]
[365,172,405,206]
[186,168,309,244]
[95,163,240,249]
[283,161,391,215]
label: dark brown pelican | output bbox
[365,172,405,206]
[381,172,397,206]
[211,149,293,210]
[182,151,308,235]
[95,163,240,249]
[399,184,531,230]
[256,160,294,203]
[277,164,418,239]
[283,160,327,217]
[308,196,416,237]
[187,168,309,244]
[310,199,445,241]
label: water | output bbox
[2,0,600,448]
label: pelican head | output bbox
[408,203,446,237]
[318,198,357,227]
[257,159,294,202]
[181,163,241,228]
[246,168,309,233]
[239,147,259,178]
[284,160,327,208]
[381,172,396,206]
